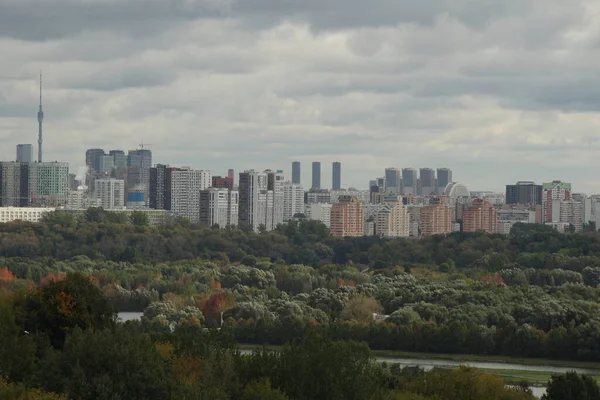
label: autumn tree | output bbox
[340,295,381,323]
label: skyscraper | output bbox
[16,144,33,163]
[0,162,27,206]
[37,73,44,163]
[85,149,105,173]
[401,168,418,195]
[332,161,341,190]
[506,181,543,205]
[283,181,304,220]
[27,162,69,207]
[238,169,284,231]
[228,169,235,188]
[384,168,401,194]
[312,162,321,190]
[436,168,452,194]
[199,188,239,228]
[419,168,435,196]
[292,161,301,185]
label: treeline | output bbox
[2,211,600,269]
[0,274,539,400]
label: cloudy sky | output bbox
[1,0,600,192]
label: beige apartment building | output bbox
[330,195,364,237]
[420,200,452,236]
[376,196,409,238]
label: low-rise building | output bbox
[0,207,55,223]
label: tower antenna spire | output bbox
[37,71,44,163]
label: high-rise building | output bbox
[0,162,28,207]
[126,149,152,206]
[238,169,284,231]
[109,150,127,171]
[559,200,583,232]
[27,162,69,207]
[330,195,364,237]
[37,74,44,163]
[150,164,174,210]
[463,199,497,233]
[94,178,125,209]
[312,162,321,190]
[98,155,115,176]
[332,162,341,190]
[199,188,239,228]
[266,170,285,231]
[436,168,452,194]
[542,180,571,223]
[228,169,235,188]
[505,181,542,205]
[292,161,301,185]
[401,168,418,195]
[283,181,304,220]
[16,144,33,163]
[170,168,212,223]
[85,149,106,172]
[384,168,401,194]
[420,199,452,236]
[212,176,234,189]
[419,168,435,196]
[376,195,410,238]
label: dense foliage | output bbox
[1,214,600,397]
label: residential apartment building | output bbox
[420,200,452,236]
[505,181,542,205]
[170,168,212,223]
[330,195,364,237]
[375,195,409,238]
[149,164,181,210]
[305,203,332,228]
[462,199,497,233]
[283,181,304,221]
[0,162,28,206]
[94,178,125,209]
[305,189,331,205]
[542,180,571,223]
[27,162,69,207]
[560,200,584,232]
[199,188,239,228]
[238,170,284,231]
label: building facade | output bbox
[27,162,69,207]
[462,199,497,233]
[305,203,333,227]
[420,200,453,236]
[199,188,239,228]
[94,178,125,209]
[283,181,304,221]
[0,207,55,223]
[170,168,212,223]
[332,161,341,190]
[238,170,284,231]
[375,196,410,238]
[16,144,33,163]
[542,180,571,223]
[384,168,401,194]
[330,195,364,237]
[419,168,435,196]
[506,181,543,205]
[401,168,418,195]
[436,168,452,194]
[312,162,321,190]
[292,161,301,185]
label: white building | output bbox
[283,181,304,221]
[199,188,239,228]
[306,189,331,205]
[94,179,125,210]
[0,207,55,223]
[560,200,584,232]
[375,196,409,238]
[238,170,284,232]
[330,189,370,204]
[304,203,332,228]
[171,168,212,223]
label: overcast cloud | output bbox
[1,0,600,191]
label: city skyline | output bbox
[1,1,600,192]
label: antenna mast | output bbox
[37,72,44,162]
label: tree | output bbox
[129,211,149,227]
[241,378,288,400]
[340,295,381,323]
[542,372,600,400]
[17,273,115,347]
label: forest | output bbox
[2,209,600,398]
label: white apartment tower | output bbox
[375,195,410,238]
[283,181,304,221]
[171,168,212,223]
[94,178,125,209]
[238,169,284,231]
[199,188,239,228]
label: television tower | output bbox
[37,72,44,162]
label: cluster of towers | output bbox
[291,161,342,190]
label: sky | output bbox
[1,0,600,192]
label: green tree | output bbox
[129,211,149,227]
[542,372,600,400]
[241,378,288,400]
